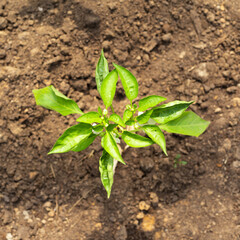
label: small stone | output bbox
[114,225,127,240]
[0,66,21,81]
[232,161,240,168]
[0,17,7,30]
[223,138,231,151]
[29,171,39,181]
[84,13,100,28]
[48,210,55,217]
[102,40,112,51]
[232,98,240,107]
[142,39,158,52]
[149,192,159,207]
[140,157,154,173]
[214,107,222,113]
[162,23,171,33]
[136,212,145,219]
[107,2,117,11]
[162,33,172,43]
[6,233,13,240]
[206,12,215,23]
[139,201,150,211]
[2,210,12,225]
[141,214,155,232]
[0,49,6,59]
[43,201,52,209]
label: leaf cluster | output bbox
[33,50,210,198]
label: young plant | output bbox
[173,154,187,168]
[33,50,210,198]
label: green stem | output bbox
[110,104,115,114]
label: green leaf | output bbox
[99,150,114,198]
[93,124,104,133]
[151,100,193,124]
[76,111,101,124]
[101,131,125,164]
[96,49,109,94]
[98,107,103,115]
[159,111,210,137]
[33,86,83,116]
[142,125,167,155]
[125,120,135,126]
[100,69,118,108]
[106,124,118,132]
[113,63,138,101]
[138,95,166,112]
[137,110,153,124]
[109,113,126,127]
[72,133,97,152]
[123,109,133,123]
[48,123,92,154]
[122,131,154,148]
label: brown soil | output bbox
[0,0,240,239]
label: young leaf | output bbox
[33,86,83,116]
[159,111,210,137]
[138,95,166,112]
[101,131,125,164]
[113,63,138,101]
[125,120,135,126]
[123,109,133,123]
[95,49,109,94]
[137,110,153,124]
[93,124,104,133]
[76,111,102,124]
[109,113,126,127]
[98,107,103,116]
[142,125,167,155]
[100,69,118,108]
[122,131,154,148]
[107,124,118,132]
[99,150,114,198]
[48,123,92,154]
[72,133,97,152]
[151,100,193,124]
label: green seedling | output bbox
[173,154,187,168]
[33,50,210,198]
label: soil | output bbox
[0,0,240,239]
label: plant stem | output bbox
[110,104,115,114]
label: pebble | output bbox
[114,225,127,240]
[223,138,231,151]
[140,157,154,173]
[162,33,172,43]
[43,201,52,209]
[0,66,21,81]
[0,49,6,59]
[29,171,39,181]
[232,161,240,168]
[136,212,145,219]
[48,210,55,217]
[6,233,13,240]
[141,214,155,232]
[0,17,7,30]
[139,201,150,211]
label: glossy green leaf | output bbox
[107,124,118,132]
[99,150,114,198]
[72,133,97,152]
[76,111,101,124]
[113,63,138,101]
[93,124,104,133]
[142,125,167,155]
[137,110,153,124]
[123,109,133,123]
[101,131,125,164]
[138,95,166,112]
[109,114,126,127]
[151,100,193,124]
[33,85,83,116]
[95,49,109,94]
[125,120,135,126]
[122,131,154,148]
[100,69,118,108]
[48,123,92,154]
[159,111,210,137]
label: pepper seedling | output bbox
[33,50,210,198]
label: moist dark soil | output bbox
[0,0,240,239]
